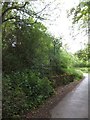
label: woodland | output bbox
[2,0,90,118]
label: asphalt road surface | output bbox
[50,73,88,118]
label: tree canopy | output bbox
[70,0,90,24]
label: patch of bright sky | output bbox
[27,0,88,53]
[37,0,88,53]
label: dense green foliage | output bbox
[2,1,83,118]
[74,44,90,73]
[3,19,51,74]
[74,44,90,68]
[77,67,90,73]
[3,70,54,118]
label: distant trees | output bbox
[75,44,90,61]
[74,44,90,67]
[69,0,89,68]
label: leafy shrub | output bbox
[63,67,83,79]
[74,60,89,68]
[60,69,83,85]
[50,49,75,74]
[61,74,74,85]
[51,69,83,87]
[71,69,83,80]
[3,70,54,118]
[77,67,90,73]
[88,68,90,72]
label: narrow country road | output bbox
[50,73,88,118]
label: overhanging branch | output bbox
[2,2,28,18]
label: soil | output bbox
[25,78,83,118]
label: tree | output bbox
[2,1,49,24]
[74,44,90,67]
[69,0,89,24]
[2,1,59,24]
[2,1,62,75]
[2,17,52,73]
[68,0,90,36]
[2,2,28,23]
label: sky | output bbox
[39,0,88,53]
[30,0,88,53]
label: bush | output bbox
[51,69,83,86]
[61,74,74,85]
[88,68,90,72]
[71,69,83,80]
[3,70,54,118]
[63,67,83,80]
[74,60,89,68]
[77,67,90,73]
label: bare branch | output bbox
[2,16,17,23]
[2,2,28,18]
[34,3,51,15]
